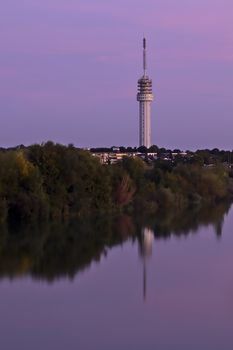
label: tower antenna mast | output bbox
[143,37,147,76]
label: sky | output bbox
[0,0,232,150]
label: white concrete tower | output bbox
[137,38,154,148]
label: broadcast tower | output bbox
[137,38,154,148]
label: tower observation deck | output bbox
[137,38,154,148]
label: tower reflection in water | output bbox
[138,228,154,301]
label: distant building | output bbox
[111,146,120,152]
[137,38,154,148]
[92,151,157,165]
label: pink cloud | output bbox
[1,0,232,64]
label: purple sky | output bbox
[1,0,232,150]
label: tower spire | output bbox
[143,37,147,76]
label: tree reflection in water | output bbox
[0,202,230,282]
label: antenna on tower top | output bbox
[143,37,146,50]
[143,37,147,76]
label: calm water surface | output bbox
[0,205,233,350]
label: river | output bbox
[0,203,233,349]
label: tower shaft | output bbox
[139,101,152,148]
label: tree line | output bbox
[0,142,232,223]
